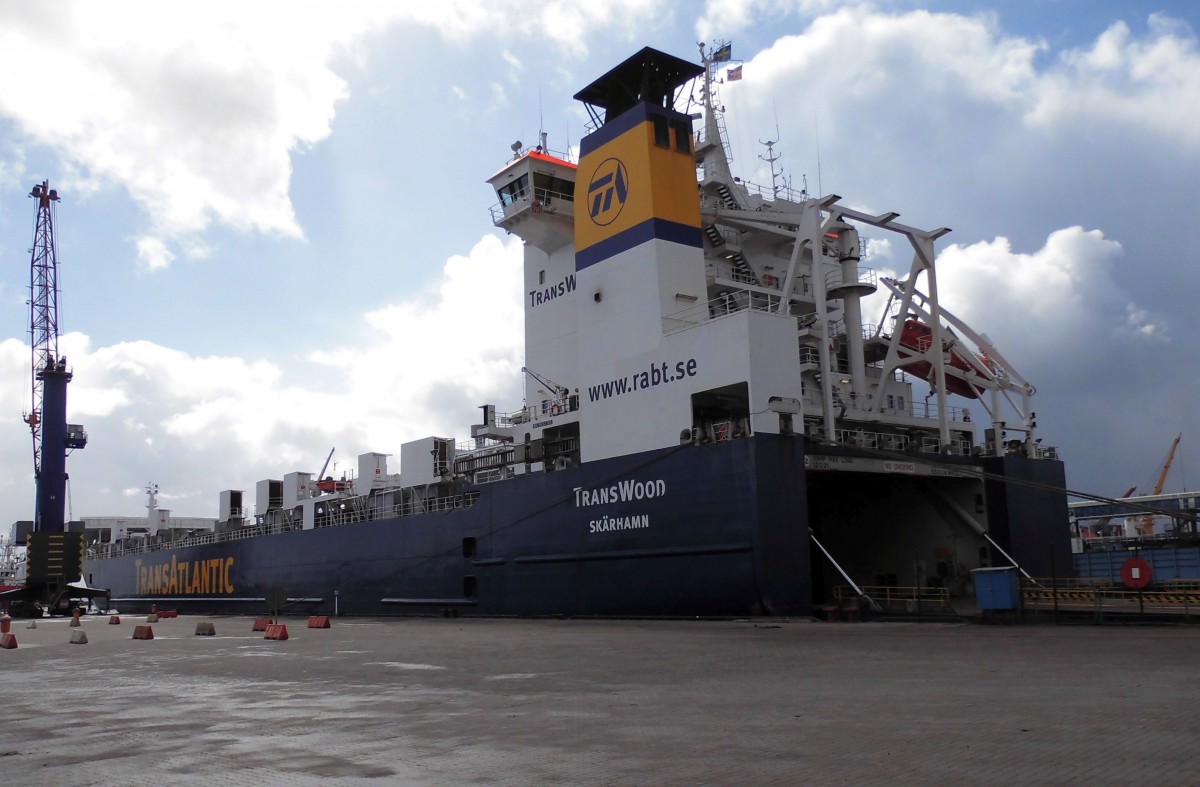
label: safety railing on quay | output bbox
[1018,577,1200,618]
[834,584,954,614]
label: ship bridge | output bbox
[487,145,577,252]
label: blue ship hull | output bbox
[84,435,813,617]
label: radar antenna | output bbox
[759,128,783,198]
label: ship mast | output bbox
[696,41,737,186]
[759,134,783,198]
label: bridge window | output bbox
[672,119,692,154]
[654,115,671,148]
[497,174,529,206]
[532,172,575,204]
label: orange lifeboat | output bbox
[895,318,985,399]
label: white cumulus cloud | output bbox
[0,232,524,523]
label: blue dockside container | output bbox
[972,567,1020,610]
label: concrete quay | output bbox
[0,613,1197,785]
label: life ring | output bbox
[532,200,544,214]
[550,403,560,416]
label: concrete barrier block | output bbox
[264,624,289,641]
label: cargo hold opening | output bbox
[805,469,991,605]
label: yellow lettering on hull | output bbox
[134,555,236,596]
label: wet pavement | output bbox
[0,613,1197,785]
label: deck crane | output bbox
[1,181,108,617]
[521,366,571,409]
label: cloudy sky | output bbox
[0,0,1196,530]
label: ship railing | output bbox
[916,434,975,456]
[487,407,531,427]
[736,177,811,205]
[907,400,970,422]
[663,290,785,335]
[803,390,970,426]
[494,397,575,427]
[832,428,889,451]
[497,407,537,426]
[982,440,1059,460]
[713,262,800,295]
[488,185,576,225]
[1079,532,1195,551]
[88,517,299,559]
[499,144,575,166]
[825,268,878,292]
[826,319,883,342]
[1036,444,1059,460]
[814,426,979,457]
[728,266,757,286]
[87,490,482,561]
[456,437,511,453]
[385,491,481,519]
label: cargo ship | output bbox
[81,45,1071,617]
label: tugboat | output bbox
[81,45,1070,617]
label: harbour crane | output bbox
[1136,433,1181,535]
[1,182,107,617]
[24,181,88,534]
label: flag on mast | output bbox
[728,65,743,81]
[713,43,732,62]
